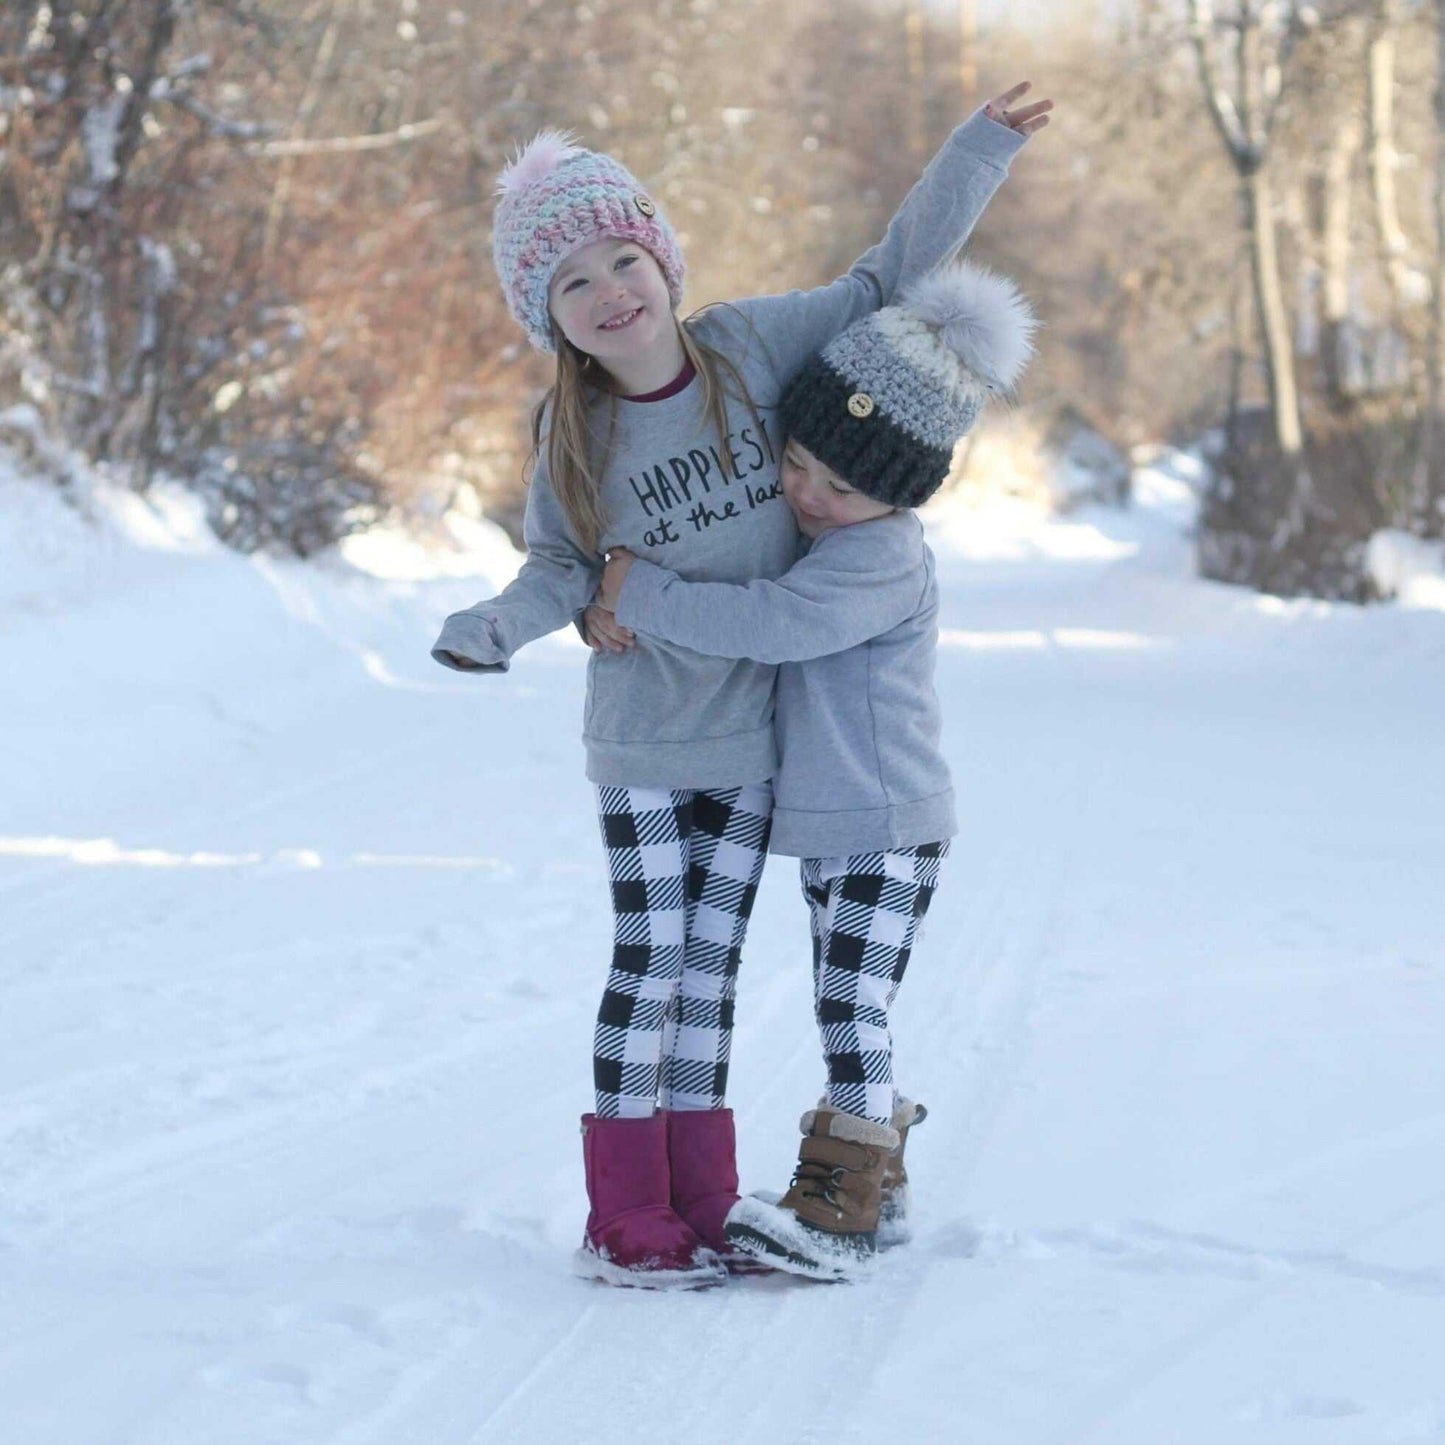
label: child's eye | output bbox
[562,276,587,294]
[615,254,638,270]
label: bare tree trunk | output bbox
[1227,241,1249,449]
[1367,0,1416,319]
[1245,164,1305,459]
[1321,111,1362,399]
[70,0,176,460]
[1420,0,1445,534]
[1189,0,1314,545]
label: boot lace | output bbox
[791,1157,849,1209]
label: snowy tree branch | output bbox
[155,87,273,140]
[243,117,446,158]
[1187,0,1252,163]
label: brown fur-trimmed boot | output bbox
[723,1108,899,1280]
[878,1096,926,1247]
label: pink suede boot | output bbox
[575,1113,726,1290]
[667,1107,768,1273]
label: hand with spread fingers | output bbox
[983,80,1054,137]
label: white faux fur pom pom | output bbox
[904,262,1038,392]
[495,129,582,199]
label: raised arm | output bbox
[431,452,600,673]
[610,519,924,664]
[723,85,1048,380]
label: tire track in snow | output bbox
[1029,1180,1445,1440]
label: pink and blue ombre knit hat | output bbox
[491,130,686,353]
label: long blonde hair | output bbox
[530,315,763,556]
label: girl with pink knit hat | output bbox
[432,83,1052,1289]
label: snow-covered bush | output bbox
[195,442,383,559]
[1365,529,1445,608]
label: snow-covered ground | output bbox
[2,446,1443,1445]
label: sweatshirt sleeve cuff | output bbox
[951,106,1028,170]
[431,609,510,673]
[613,559,669,631]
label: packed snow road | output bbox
[2,461,1442,1444]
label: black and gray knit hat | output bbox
[780,261,1037,508]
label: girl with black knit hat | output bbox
[598,260,1038,1279]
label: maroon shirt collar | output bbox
[623,357,697,403]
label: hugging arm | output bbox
[611,533,922,664]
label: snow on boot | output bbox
[878,1097,927,1247]
[665,1107,767,1274]
[724,1108,899,1281]
[574,1113,727,1289]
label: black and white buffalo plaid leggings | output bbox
[804,842,949,1126]
[593,782,772,1117]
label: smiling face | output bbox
[547,236,677,381]
[781,439,896,537]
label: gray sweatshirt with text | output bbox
[615,511,954,858]
[431,109,1022,788]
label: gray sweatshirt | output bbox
[432,109,1023,789]
[614,510,953,857]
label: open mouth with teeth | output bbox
[599,308,643,332]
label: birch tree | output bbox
[1188,0,1316,543]
[1366,0,1421,320]
[1419,0,1445,532]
